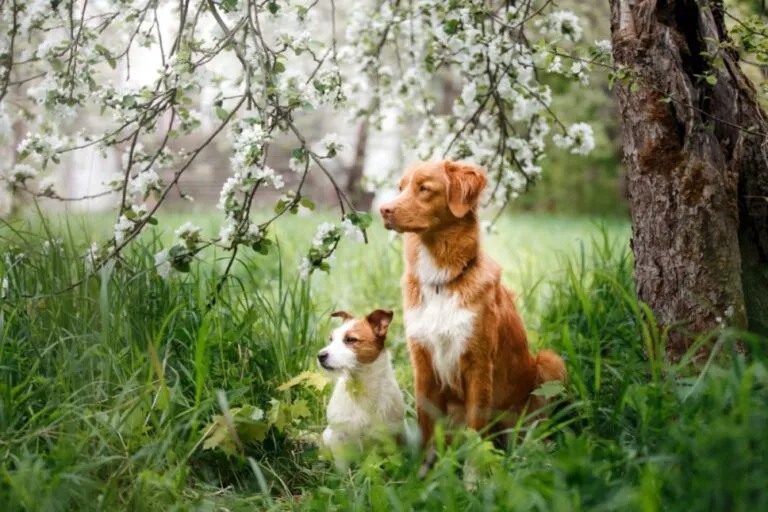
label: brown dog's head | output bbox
[317,309,394,372]
[379,160,487,233]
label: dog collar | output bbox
[434,256,477,294]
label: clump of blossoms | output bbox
[340,0,596,208]
[553,123,596,155]
[299,212,370,278]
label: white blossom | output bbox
[38,177,56,196]
[84,243,102,272]
[537,11,583,43]
[317,133,344,156]
[42,239,62,255]
[254,165,284,190]
[8,164,38,184]
[114,215,134,244]
[219,217,238,247]
[481,220,499,235]
[131,203,149,219]
[595,39,612,54]
[312,222,337,248]
[341,218,364,243]
[217,173,245,213]
[548,56,563,74]
[129,170,162,197]
[568,123,595,155]
[289,156,306,173]
[243,223,264,244]
[554,122,595,155]
[154,250,172,279]
[17,132,66,164]
[298,257,312,279]
[175,222,202,245]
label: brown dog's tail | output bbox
[529,349,569,420]
[535,349,567,386]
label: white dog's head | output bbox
[317,309,394,373]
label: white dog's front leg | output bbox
[322,427,352,471]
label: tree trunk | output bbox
[345,121,375,211]
[609,0,768,360]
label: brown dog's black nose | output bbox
[380,205,393,217]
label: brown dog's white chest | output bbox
[404,246,477,389]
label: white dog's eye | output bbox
[343,336,358,344]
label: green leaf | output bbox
[267,399,287,431]
[237,420,269,443]
[252,239,270,255]
[221,0,238,11]
[443,19,460,35]
[273,61,286,73]
[268,1,279,14]
[705,74,718,86]
[290,399,311,420]
[216,107,228,121]
[50,58,64,73]
[347,211,372,230]
[146,217,159,226]
[291,148,305,160]
[530,380,565,399]
[299,197,315,210]
[172,259,191,273]
[124,209,137,219]
[168,244,185,259]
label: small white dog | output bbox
[318,309,405,465]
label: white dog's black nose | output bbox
[317,351,329,365]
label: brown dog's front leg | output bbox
[463,353,493,433]
[410,342,444,449]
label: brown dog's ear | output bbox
[330,310,354,322]
[366,309,394,338]
[444,161,488,218]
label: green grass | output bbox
[1,211,766,511]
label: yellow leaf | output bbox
[277,370,329,392]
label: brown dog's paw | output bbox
[418,446,437,480]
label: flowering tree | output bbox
[0,0,604,288]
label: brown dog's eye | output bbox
[419,185,429,193]
[343,336,358,344]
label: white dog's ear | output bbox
[444,161,488,218]
[330,310,354,321]
[366,309,394,338]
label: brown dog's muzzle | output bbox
[379,201,398,231]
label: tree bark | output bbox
[609,0,768,359]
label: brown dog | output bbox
[379,160,567,449]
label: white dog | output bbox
[318,309,405,465]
